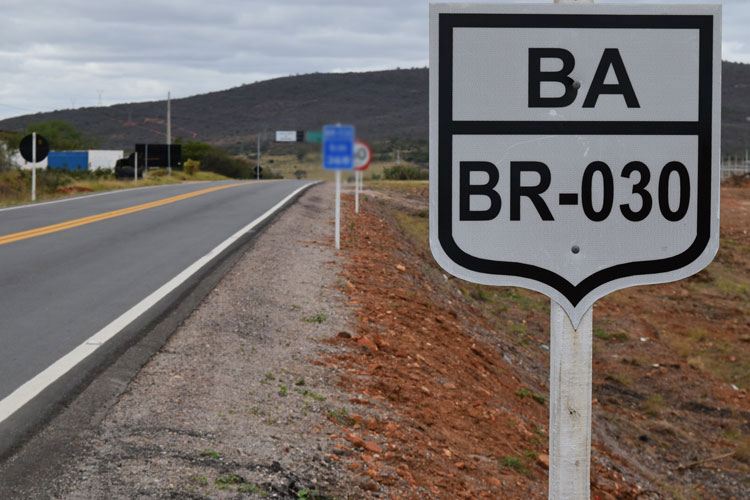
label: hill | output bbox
[0,69,428,152]
[0,63,748,155]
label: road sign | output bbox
[275,131,297,142]
[354,140,372,171]
[19,134,49,163]
[322,125,355,170]
[429,3,721,325]
[306,130,322,143]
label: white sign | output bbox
[429,3,721,326]
[275,130,297,142]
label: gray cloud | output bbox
[0,0,746,120]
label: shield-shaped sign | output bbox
[429,3,721,326]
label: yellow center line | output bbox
[0,182,255,247]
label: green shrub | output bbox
[184,159,200,175]
[383,165,428,180]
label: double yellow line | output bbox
[0,182,253,247]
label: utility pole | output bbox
[256,134,261,180]
[167,92,172,176]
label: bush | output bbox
[294,170,307,179]
[383,165,429,180]
[201,150,251,178]
[184,159,200,175]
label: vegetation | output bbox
[177,138,282,179]
[24,120,100,150]
[383,164,429,180]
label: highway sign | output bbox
[429,3,721,325]
[354,140,372,171]
[275,131,297,142]
[322,125,355,170]
[19,134,49,163]
[306,130,323,143]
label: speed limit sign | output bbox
[353,140,372,171]
[429,3,721,325]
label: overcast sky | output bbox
[0,0,747,121]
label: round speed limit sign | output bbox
[353,140,372,171]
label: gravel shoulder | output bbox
[0,183,368,499]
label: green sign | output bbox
[305,130,322,143]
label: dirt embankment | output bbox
[323,182,748,500]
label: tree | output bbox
[24,120,99,150]
[0,130,22,171]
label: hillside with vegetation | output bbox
[0,63,748,157]
[0,69,428,153]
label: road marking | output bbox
[0,182,252,246]
[0,184,172,213]
[0,181,317,425]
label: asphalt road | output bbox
[0,179,314,452]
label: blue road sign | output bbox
[322,124,355,170]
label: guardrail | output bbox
[721,159,750,180]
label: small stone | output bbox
[344,433,366,448]
[537,454,550,469]
[357,336,379,351]
[364,441,382,453]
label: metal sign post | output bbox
[322,124,355,249]
[31,132,37,201]
[20,133,49,202]
[134,152,138,182]
[353,140,372,214]
[429,2,721,498]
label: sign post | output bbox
[32,133,37,201]
[430,2,721,498]
[353,140,372,214]
[547,2,593,497]
[19,133,50,202]
[323,124,355,249]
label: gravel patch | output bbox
[17,183,365,499]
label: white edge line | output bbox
[0,181,318,424]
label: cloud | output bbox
[0,0,747,120]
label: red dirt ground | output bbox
[321,181,749,500]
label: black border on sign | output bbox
[437,13,714,306]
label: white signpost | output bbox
[353,140,372,214]
[429,2,721,498]
[323,124,355,249]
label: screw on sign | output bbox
[429,2,720,499]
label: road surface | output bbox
[0,179,314,454]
